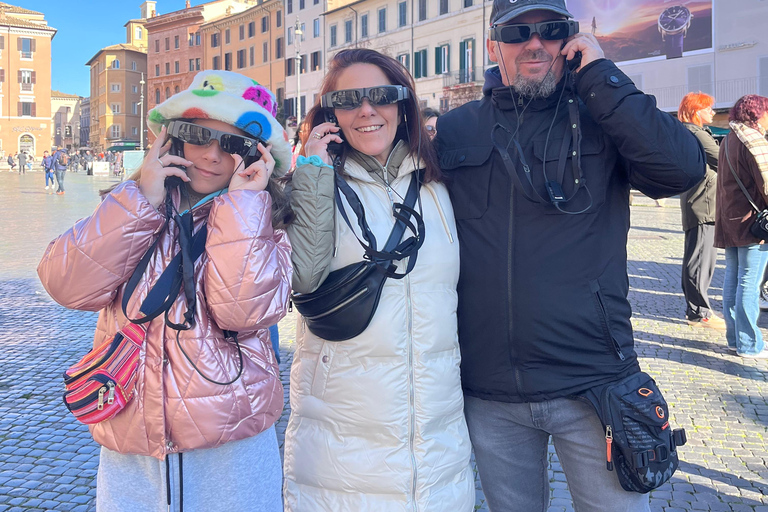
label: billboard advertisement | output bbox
[569,1,713,63]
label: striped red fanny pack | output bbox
[63,323,146,424]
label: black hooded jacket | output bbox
[435,59,705,403]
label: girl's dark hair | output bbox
[422,107,440,120]
[300,48,442,182]
[730,94,768,130]
[100,131,294,230]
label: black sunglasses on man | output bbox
[489,20,579,44]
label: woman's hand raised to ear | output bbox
[139,125,192,208]
[229,142,274,192]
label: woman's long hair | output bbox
[300,49,442,182]
[677,92,714,127]
[99,132,293,230]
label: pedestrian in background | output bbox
[6,153,15,171]
[17,151,26,174]
[42,150,54,192]
[678,92,725,330]
[422,107,440,140]
[715,94,768,358]
[435,0,705,510]
[52,147,68,195]
[38,71,293,511]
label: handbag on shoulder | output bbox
[291,165,425,341]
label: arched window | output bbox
[155,89,160,104]
[112,59,120,69]
[165,87,170,99]
[174,86,180,94]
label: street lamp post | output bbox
[139,73,145,150]
[295,17,303,130]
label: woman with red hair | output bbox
[715,94,768,358]
[677,92,724,330]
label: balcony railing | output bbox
[645,76,763,110]
[443,66,486,88]
[20,83,32,92]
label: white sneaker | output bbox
[44,185,48,190]
[739,350,768,359]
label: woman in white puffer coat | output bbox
[283,49,474,511]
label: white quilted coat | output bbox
[283,155,475,511]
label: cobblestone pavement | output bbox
[0,172,766,511]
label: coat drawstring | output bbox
[165,453,184,512]
[424,185,454,243]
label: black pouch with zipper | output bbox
[291,167,424,342]
[581,371,687,493]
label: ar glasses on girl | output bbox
[321,85,409,110]
[168,120,261,158]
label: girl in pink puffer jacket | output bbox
[38,71,293,512]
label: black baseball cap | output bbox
[490,0,573,26]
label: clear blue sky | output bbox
[28,0,195,97]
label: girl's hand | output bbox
[303,122,344,166]
[229,143,274,192]
[139,126,192,208]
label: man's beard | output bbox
[511,49,558,99]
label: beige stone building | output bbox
[284,0,326,122]
[324,0,491,112]
[50,90,83,150]
[200,0,285,112]
[0,2,57,158]
[86,4,150,151]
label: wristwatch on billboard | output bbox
[658,5,692,59]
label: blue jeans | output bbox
[464,395,650,512]
[45,171,55,187]
[55,170,65,192]
[723,245,768,355]
[268,324,280,364]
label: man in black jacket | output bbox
[435,0,705,510]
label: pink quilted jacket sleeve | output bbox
[37,181,165,311]
[204,189,293,332]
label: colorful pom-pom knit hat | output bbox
[147,70,291,177]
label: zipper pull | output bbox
[107,381,116,404]
[605,425,614,471]
[288,298,293,313]
[97,387,106,410]
[385,185,395,206]
[523,164,531,175]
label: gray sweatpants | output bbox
[96,425,283,512]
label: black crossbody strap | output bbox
[333,162,423,264]
[122,221,208,325]
[725,134,763,214]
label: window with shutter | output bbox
[17,102,21,116]
[31,103,36,117]
[31,71,36,84]
[0,36,4,50]
[0,69,4,82]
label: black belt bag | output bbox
[292,167,424,342]
[580,371,687,493]
[724,134,768,240]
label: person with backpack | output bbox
[53,148,68,194]
[37,71,293,511]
